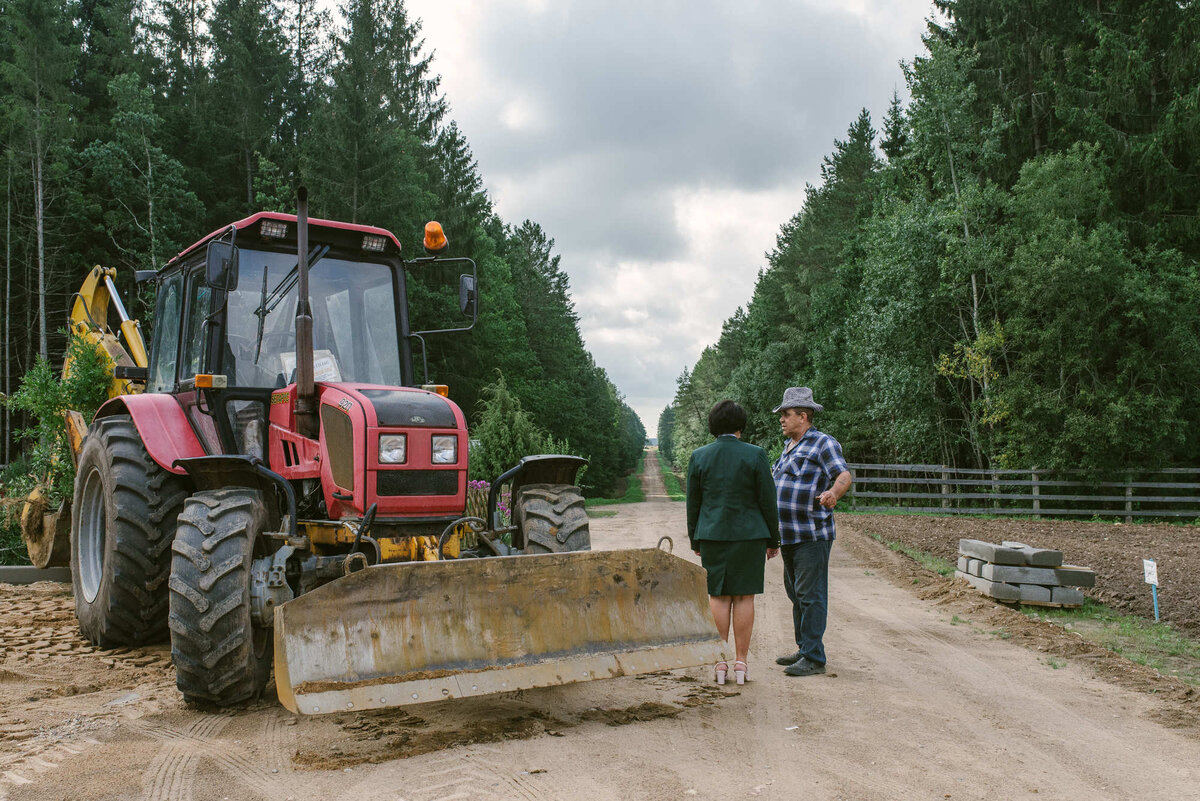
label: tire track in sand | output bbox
[136,712,291,801]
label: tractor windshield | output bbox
[224,248,402,388]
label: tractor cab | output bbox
[142,212,476,464]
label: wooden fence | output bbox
[846,463,1200,522]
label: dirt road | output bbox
[2,450,1198,800]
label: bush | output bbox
[469,372,583,484]
[0,456,36,565]
[4,331,114,503]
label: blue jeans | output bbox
[782,539,832,665]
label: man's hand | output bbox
[767,547,780,560]
[820,470,853,509]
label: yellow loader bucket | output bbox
[274,548,726,715]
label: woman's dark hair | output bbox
[708,400,747,437]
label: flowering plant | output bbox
[466,480,512,532]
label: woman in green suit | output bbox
[686,400,780,685]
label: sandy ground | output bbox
[2,450,1199,800]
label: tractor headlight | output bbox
[431,435,457,464]
[379,434,407,464]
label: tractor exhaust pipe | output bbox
[294,187,318,438]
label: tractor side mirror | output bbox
[206,241,239,290]
[459,274,477,317]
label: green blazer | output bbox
[686,435,781,549]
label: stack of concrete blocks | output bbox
[955,539,1095,607]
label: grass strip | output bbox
[586,452,646,507]
[659,455,685,502]
[864,530,955,576]
[1022,600,1200,686]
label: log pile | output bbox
[955,539,1095,607]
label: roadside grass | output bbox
[585,452,646,507]
[1024,600,1200,686]
[867,530,1200,686]
[660,456,685,501]
[586,510,617,518]
[864,530,955,576]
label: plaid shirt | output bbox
[772,427,849,544]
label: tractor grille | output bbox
[376,470,459,497]
[320,405,355,492]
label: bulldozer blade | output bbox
[274,548,727,715]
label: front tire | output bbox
[71,414,190,646]
[515,483,590,554]
[168,488,273,706]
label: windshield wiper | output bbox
[252,245,330,363]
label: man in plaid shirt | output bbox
[770,387,852,677]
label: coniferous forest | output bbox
[0,0,645,496]
[660,1,1200,476]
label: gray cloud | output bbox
[407,0,935,430]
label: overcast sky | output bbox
[403,0,937,432]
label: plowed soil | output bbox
[848,513,1200,637]
[1,450,1198,800]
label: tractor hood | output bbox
[356,388,459,428]
[305,384,469,520]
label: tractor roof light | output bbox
[261,220,288,239]
[423,221,448,255]
[421,384,449,397]
[362,234,387,253]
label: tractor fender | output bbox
[94,394,207,475]
[487,454,589,529]
[172,455,296,538]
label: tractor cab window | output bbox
[223,249,401,388]
[182,271,213,379]
[326,282,403,386]
[148,271,184,392]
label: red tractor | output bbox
[67,191,721,713]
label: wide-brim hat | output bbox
[772,386,824,414]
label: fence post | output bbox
[1031,469,1040,517]
[1125,472,1133,524]
[941,467,950,510]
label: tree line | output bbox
[660,0,1200,477]
[0,0,644,496]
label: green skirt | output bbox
[697,539,769,596]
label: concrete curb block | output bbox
[956,539,1091,608]
[956,570,1022,601]
[0,566,72,585]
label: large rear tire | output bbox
[168,488,274,706]
[71,414,190,646]
[515,483,590,554]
